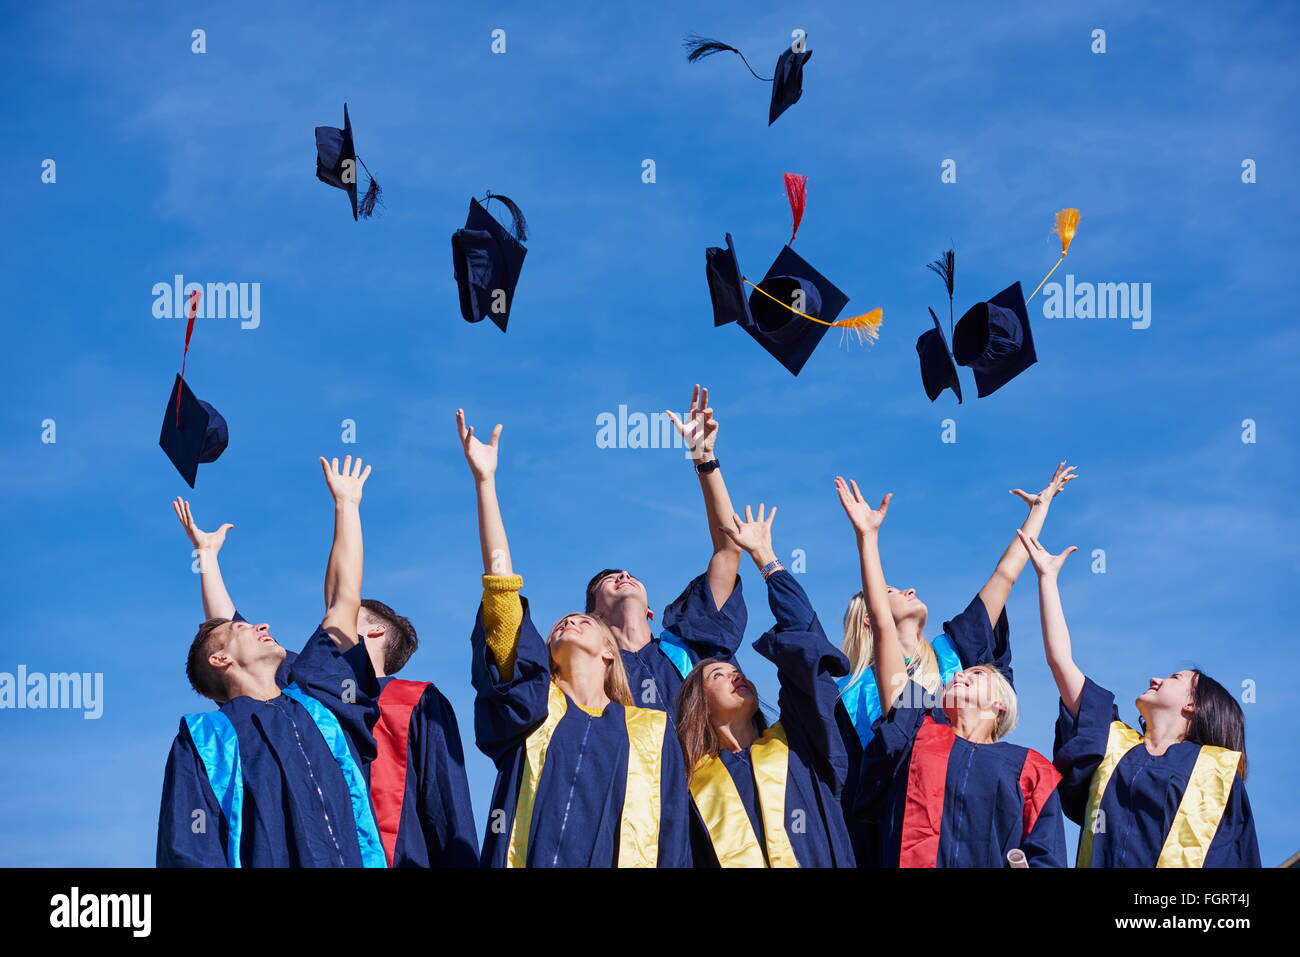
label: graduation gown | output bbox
[688,570,856,868]
[836,593,1012,866]
[471,596,691,867]
[157,625,384,867]
[367,674,480,868]
[857,681,1066,867]
[620,572,747,713]
[1053,676,1260,868]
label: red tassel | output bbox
[784,173,807,245]
[176,290,201,426]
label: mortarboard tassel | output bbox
[176,289,202,426]
[745,279,882,343]
[356,156,382,218]
[784,173,808,245]
[926,248,956,337]
[485,191,528,242]
[682,34,773,81]
[1026,208,1080,302]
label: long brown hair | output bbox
[546,614,634,707]
[675,657,768,780]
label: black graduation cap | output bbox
[683,35,812,126]
[452,193,528,333]
[315,104,381,221]
[916,308,963,404]
[952,282,1037,397]
[159,374,228,488]
[705,234,849,376]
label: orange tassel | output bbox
[832,308,883,345]
[1053,208,1080,255]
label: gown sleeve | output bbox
[289,625,381,764]
[1051,676,1120,825]
[156,723,229,868]
[942,594,1012,684]
[1204,774,1262,867]
[752,569,851,794]
[660,572,748,664]
[471,594,552,766]
[853,681,930,821]
[410,684,482,867]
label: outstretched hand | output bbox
[456,409,501,482]
[719,503,777,558]
[1015,529,1077,579]
[172,497,233,552]
[1011,462,1078,509]
[835,477,891,537]
[320,455,371,505]
[664,384,718,463]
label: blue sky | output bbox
[2,0,1297,866]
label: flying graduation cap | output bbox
[452,192,528,333]
[951,209,1080,397]
[315,103,382,220]
[916,249,962,403]
[683,34,812,125]
[705,174,881,376]
[159,291,228,487]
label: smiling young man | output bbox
[157,456,386,867]
[584,386,749,714]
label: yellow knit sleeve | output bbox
[482,574,524,679]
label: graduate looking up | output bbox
[157,456,385,867]
[173,481,479,867]
[833,462,1075,863]
[457,409,690,867]
[1017,531,1260,867]
[584,385,748,714]
[841,479,1066,867]
[675,504,856,867]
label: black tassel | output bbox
[485,191,528,242]
[358,176,381,218]
[682,34,772,81]
[926,248,956,334]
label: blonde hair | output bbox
[546,614,634,707]
[953,664,1019,741]
[840,591,940,696]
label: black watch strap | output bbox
[695,458,721,474]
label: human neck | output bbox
[947,707,997,745]
[224,666,283,703]
[1140,710,1188,755]
[714,712,759,753]
[366,640,387,679]
[602,601,654,653]
[897,620,923,659]
[553,657,611,712]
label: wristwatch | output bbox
[695,458,721,475]
[761,560,785,579]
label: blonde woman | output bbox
[839,477,1065,867]
[457,410,690,867]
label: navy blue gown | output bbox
[687,570,856,867]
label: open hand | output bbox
[1011,462,1078,508]
[835,477,891,536]
[456,408,501,482]
[664,384,718,463]
[1015,529,1077,579]
[719,503,777,557]
[320,455,371,505]
[172,497,233,552]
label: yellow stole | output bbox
[506,682,666,868]
[689,723,799,868]
[1077,720,1241,868]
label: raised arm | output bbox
[457,409,510,576]
[978,462,1077,627]
[320,455,371,646]
[1016,530,1086,717]
[172,498,236,621]
[666,385,741,608]
[836,478,907,711]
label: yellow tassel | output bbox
[1027,208,1081,302]
[832,308,882,345]
[1053,208,1080,255]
